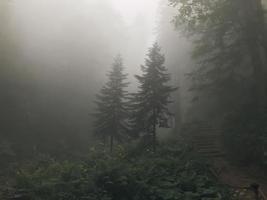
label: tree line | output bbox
[168,0,267,164]
[93,43,177,152]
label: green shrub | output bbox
[13,141,230,200]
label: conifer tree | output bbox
[170,0,267,163]
[170,0,267,111]
[94,55,129,152]
[131,43,177,152]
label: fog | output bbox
[1,0,267,198]
[0,0,171,154]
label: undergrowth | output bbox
[12,140,231,200]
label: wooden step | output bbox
[197,148,223,152]
[193,138,221,141]
[192,131,222,135]
[201,152,225,158]
[192,135,221,138]
[194,140,221,143]
[193,136,221,140]
[197,147,223,152]
[197,129,221,132]
[195,144,221,147]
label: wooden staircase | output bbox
[212,159,267,200]
[190,121,267,199]
[191,122,225,158]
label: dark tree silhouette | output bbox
[131,43,177,152]
[170,0,267,112]
[94,55,129,152]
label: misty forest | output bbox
[1,0,267,199]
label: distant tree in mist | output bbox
[157,0,194,126]
[0,0,131,156]
[170,0,267,112]
[130,43,177,152]
[169,0,267,164]
[94,55,130,152]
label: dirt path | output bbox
[211,158,267,199]
[191,122,267,199]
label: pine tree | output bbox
[169,0,267,163]
[131,43,177,152]
[94,55,129,152]
[170,0,267,112]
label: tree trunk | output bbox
[103,136,106,148]
[244,0,267,110]
[152,124,156,152]
[250,44,266,110]
[110,135,114,153]
[152,109,157,152]
[260,0,267,71]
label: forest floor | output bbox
[0,170,14,198]
[2,142,233,200]
[1,133,267,200]
[212,158,267,199]
[190,121,267,199]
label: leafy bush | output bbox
[13,141,230,200]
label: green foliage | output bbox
[170,0,267,166]
[170,0,267,115]
[13,141,230,200]
[130,43,177,150]
[94,55,130,151]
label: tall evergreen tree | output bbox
[131,43,177,152]
[169,0,267,163]
[169,0,267,112]
[94,55,129,152]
